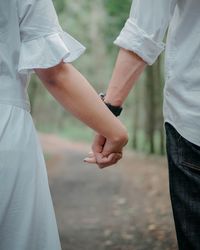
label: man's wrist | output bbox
[104,97,123,107]
[99,93,123,117]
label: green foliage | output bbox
[104,0,132,24]
[52,0,66,14]
[103,0,132,51]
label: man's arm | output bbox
[107,0,177,105]
[86,0,177,166]
[84,49,145,167]
[106,0,177,105]
[84,50,145,167]
[104,48,146,106]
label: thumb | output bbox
[92,134,106,154]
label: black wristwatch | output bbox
[99,93,123,117]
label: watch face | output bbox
[99,93,106,101]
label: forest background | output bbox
[30,0,165,155]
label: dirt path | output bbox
[39,133,177,250]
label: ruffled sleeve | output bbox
[18,31,86,74]
[17,0,85,75]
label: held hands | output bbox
[84,91,128,168]
[84,132,128,169]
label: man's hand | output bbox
[84,133,128,169]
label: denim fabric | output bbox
[165,122,200,250]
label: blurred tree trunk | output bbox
[89,0,108,90]
[144,56,164,154]
[132,87,139,149]
[145,65,156,154]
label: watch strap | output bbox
[99,93,123,117]
[104,102,123,117]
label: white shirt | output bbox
[114,0,200,146]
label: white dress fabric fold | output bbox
[0,106,61,250]
[0,0,86,249]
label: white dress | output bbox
[0,0,85,249]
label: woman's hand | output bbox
[84,132,128,168]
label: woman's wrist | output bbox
[108,123,128,146]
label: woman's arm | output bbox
[35,62,128,164]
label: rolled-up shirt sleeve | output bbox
[17,0,85,74]
[114,0,177,65]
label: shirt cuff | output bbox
[18,31,86,75]
[114,18,165,65]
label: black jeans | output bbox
[165,122,200,250]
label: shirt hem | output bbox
[164,119,200,147]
